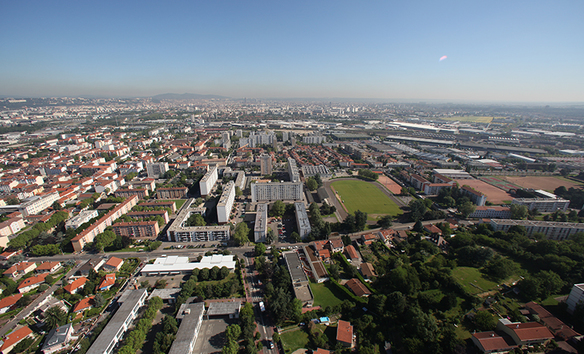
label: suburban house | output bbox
[18,273,48,293]
[336,320,354,348]
[73,296,95,313]
[360,263,377,280]
[0,249,22,260]
[35,261,62,274]
[63,277,87,294]
[42,323,76,354]
[3,261,37,279]
[0,326,33,354]
[97,274,116,292]
[328,238,344,253]
[345,278,371,297]
[0,293,22,314]
[102,257,124,272]
[344,245,360,262]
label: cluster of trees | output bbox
[307,202,332,240]
[115,213,166,227]
[238,302,259,354]
[358,169,379,181]
[264,265,302,326]
[269,200,286,218]
[542,209,581,222]
[306,174,323,191]
[77,193,101,209]
[192,266,231,282]
[233,222,250,245]
[176,267,241,307]
[116,297,163,354]
[152,315,179,354]
[320,201,336,216]
[408,199,448,222]
[342,210,368,233]
[434,186,476,217]
[555,186,584,209]
[9,211,69,249]
[221,324,242,354]
[185,213,206,227]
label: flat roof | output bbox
[86,289,148,354]
[141,255,236,274]
[168,302,205,354]
[207,301,241,316]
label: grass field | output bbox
[331,179,402,217]
[280,328,309,352]
[452,267,498,295]
[309,281,350,307]
[169,199,187,210]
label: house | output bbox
[0,326,33,354]
[378,229,398,245]
[4,261,37,279]
[361,233,377,245]
[524,302,580,341]
[18,273,48,293]
[424,224,442,235]
[36,261,62,274]
[0,249,22,260]
[42,323,76,354]
[63,277,87,294]
[78,258,106,276]
[97,274,116,292]
[102,257,124,272]
[314,349,332,354]
[360,263,377,280]
[496,319,553,346]
[328,238,344,253]
[345,278,371,297]
[336,320,354,348]
[344,245,360,262]
[73,296,95,313]
[0,293,22,314]
[471,331,517,353]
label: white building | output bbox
[302,135,326,144]
[168,302,205,354]
[567,283,584,314]
[251,182,303,203]
[511,198,570,212]
[254,203,268,243]
[65,210,99,230]
[217,181,235,224]
[288,158,300,182]
[199,165,218,196]
[301,165,332,179]
[0,192,61,216]
[469,206,512,219]
[295,202,312,239]
[146,162,169,179]
[260,154,272,175]
[141,255,236,276]
[485,219,584,241]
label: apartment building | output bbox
[156,187,188,200]
[146,162,169,178]
[112,221,160,239]
[199,165,218,196]
[114,188,148,199]
[511,198,570,212]
[486,219,584,241]
[295,202,312,239]
[288,157,300,182]
[65,210,99,230]
[254,203,268,243]
[251,182,303,203]
[469,206,512,219]
[260,154,272,175]
[217,181,235,224]
[127,210,169,224]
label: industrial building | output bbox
[216,181,235,224]
[251,181,303,203]
[199,165,218,196]
[295,202,312,239]
[254,203,268,243]
[301,165,332,179]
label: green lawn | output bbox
[452,267,498,295]
[309,280,350,307]
[280,328,309,353]
[169,199,187,210]
[331,179,402,217]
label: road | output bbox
[0,262,83,337]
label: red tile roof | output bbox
[336,320,353,344]
[36,261,60,271]
[0,293,22,310]
[63,277,87,294]
[472,331,517,352]
[97,274,116,290]
[17,273,47,290]
[104,257,124,269]
[73,296,95,313]
[345,278,371,297]
[0,326,32,352]
[505,322,554,342]
[345,245,359,260]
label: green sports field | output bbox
[331,179,402,217]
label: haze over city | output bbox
[1,0,583,102]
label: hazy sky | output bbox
[1,1,583,102]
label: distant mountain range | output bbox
[151,93,229,100]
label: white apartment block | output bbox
[469,206,512,219]
[486,219,584,241]
[254,203,268,243]
[288,158,300,182]
[260,154,272,175]
[567,284,584,314]
[217,181,235,224]
[146,162,169,178]
[19,192,60,216]
[166,199,229,242]
[295,202,312,239]
[199,165,218,196]
[302,135,326,144]
[251,182,303,203]
[511,198,570,212]
[65,210,99,230]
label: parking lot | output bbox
[192,317,237,354]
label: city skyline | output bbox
[1,0,583,102]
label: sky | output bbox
[1,1,583,102]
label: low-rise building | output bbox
[4,261,37,279]
[0,326,33,354]
[78,258,106,276]
[295,202,312,239]
[127,210,170,224]
[156,187,188,199]
[115,188,148,199]
[469,206,512,219]
[495,319,553,346]
[140,255,236,276]
[0,217,25,237]
[42,323,76,354]
[0,293,22,314]
[336,320,354,348]
[102,257,124,272]
[97,274,116,291]
[35,261,61,274]
[63,277,87,294]
[112,221,160,239]
[567,283,584,314]
[18,273,48,293]
[345,278,371,297]
[168,302,205,354]
[72,296,94,313]
[511,198,570,212]
[65,210,99,230]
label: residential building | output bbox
[42,323,76,354]
[328,238,344,253]
[260,154,272,175]
[345,278,371,297]
[485,219,584,241]
[97,274,116,291]
[496,319,553,346]
[283,252,313,306]
[251,181,303,203]
[18,273,48,293]
[0,326,33,354]
[146,162,169,178]
[65,210,99,230]
[114,188,148,199]
[168,302,205,354]
[294,202,311,239]
[140,200,177,213]
[102,257,124,272]
[0,191,60,216]
[112,221,160,239]
[78,258,106,276]
[64,277,87,294]
[567,283,584,314]
[360,263,377,280]
[511,198,570,212]
[71,195,139,252]
[254,203,268,243]
[469,206,512,219]
[303,135,326,144]
[166,200,229,242]
[336,320,354,348]
[461,185,487,206]
[0,217,25,237]
[0,294,22,314]
[72,296,95,313]
[217,181,235,224]
[288,158,300,182]
[199,165,218,197]
[86,289,148,354]
[4,261,37,278]
[127,210,170,224]
[471,331,517,353]
[345,245,360,262]
[301,165,332,179]
[156,187,188,199]
[35,261,61,274]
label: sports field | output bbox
[501,176,583,192]
[455,179,513,204]
[331,179,402,217]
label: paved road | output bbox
[0,262,83,337]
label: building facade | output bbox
[216,181,235,224]
[156,187,188,200]
[146,162,169,178]
[511,198,570,212]
[199,165,218,196]
[295,202,312,239]
[254,203,268,243]
[486,219,584,241]
[251,182,303,203]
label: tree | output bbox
[343,214,356,233]
[354,210,368,231]
[270,200,285,218]
[52,201,62,210]
[510,204,529,219]
[44,306,67,330]
[409,199,427,221]
[235,186,243,197]
[155,279,167,289]
[377,215,393,229]
[255,243,266,256]
[306,178,318,191]
[6,197,19,205]
[458,201,476,218]
[210,266,220,280]
[266,229,276,244]
[17,294,32,308]
[233,222,250,246]
[291,231,301,243]
[474,310,496,331]
[93,294,106,308]
[199,268,210,281]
